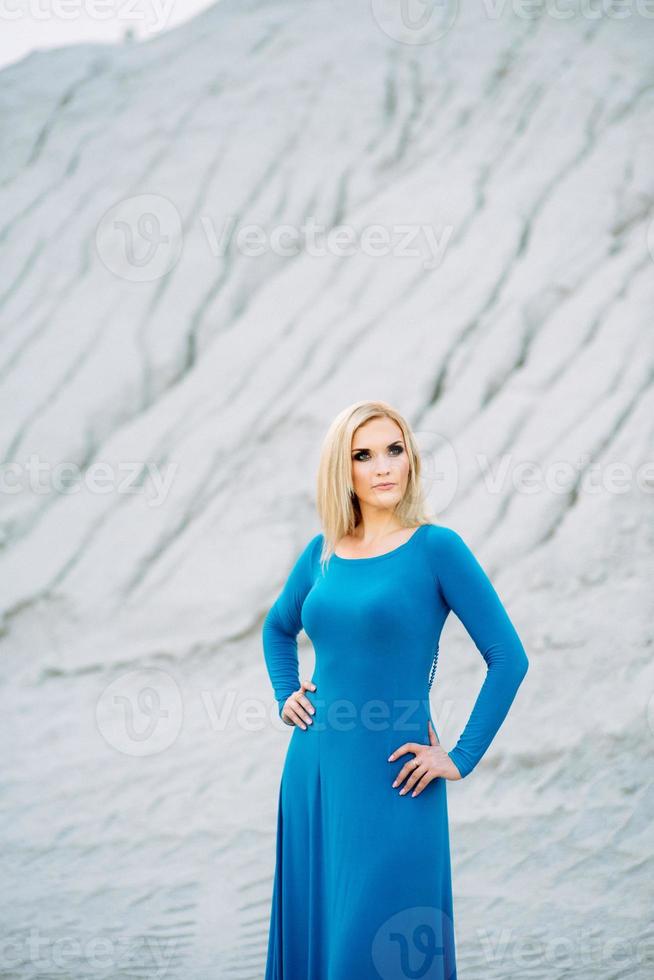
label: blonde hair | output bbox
[316,400,434,570]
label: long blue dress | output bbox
[262,522,528,979]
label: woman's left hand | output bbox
[388,720,462,796]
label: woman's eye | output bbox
[352,445,403,462]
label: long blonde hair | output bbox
[316,400,434,570]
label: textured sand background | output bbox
[1,1,652,977]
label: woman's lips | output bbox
[374,483,395,490]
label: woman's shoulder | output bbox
[300,531,324,563]
[421,521,462,544]
[420,522,470,561]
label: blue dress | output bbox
[263,522,528,979]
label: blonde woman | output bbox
[263,400,529,979]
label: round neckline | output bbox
[331,523,429,564]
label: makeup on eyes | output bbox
[352,442,404,462]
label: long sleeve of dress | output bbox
[262,533,321,722]
[432,527,529,779]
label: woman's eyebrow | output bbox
[351,440,404,453]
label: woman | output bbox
[262,400,529,980]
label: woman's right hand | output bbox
[281,680,317,729]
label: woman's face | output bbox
[350,416,410,512]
